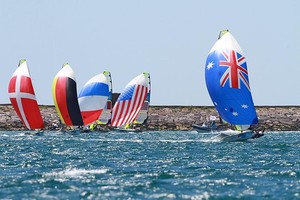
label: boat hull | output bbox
[192,124,217,133]
[211,131,254,142]
[114,127,141,133]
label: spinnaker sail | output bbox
[8,59,44,129]
[205,30,258,126]
[52,63,83,126]
[111,73,149,127]
[78,72,109,125]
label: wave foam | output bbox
[44,168,108,178]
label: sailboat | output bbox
[205,30,258,142]
[88,71,114,131]
[111,73,149,131]
[8,59,44,133]
[78,71,110,126]
[52,63,83,132]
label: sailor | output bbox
[251,128,265,139]
[52,122,58,130]
[210,120,217,128]
[125,123,132,129]
[89,123,96,131]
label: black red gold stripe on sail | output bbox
[53,76,83,126]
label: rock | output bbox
[1,105,300,131]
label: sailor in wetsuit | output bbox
[251,128,265,139]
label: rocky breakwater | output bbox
[1,104,300,131]
[0,105,60,131]
[146,106,300,131]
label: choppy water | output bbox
[0,130,299,199]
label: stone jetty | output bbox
[1,104,300,131]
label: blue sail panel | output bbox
[205,40,258,125]
[78,82,109,97]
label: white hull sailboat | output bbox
[205,30,259,142]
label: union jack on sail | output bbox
[219,50,250,90]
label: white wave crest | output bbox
[44,168,108,178]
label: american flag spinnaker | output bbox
[111,73,149,127]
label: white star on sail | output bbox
[206,62,214,70]
[232,112,238,116]
[241,104,248,109]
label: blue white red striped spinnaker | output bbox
[78,73,109,125]
[111,73,149,127]
[205,31,258,125]
[8,59,44,129]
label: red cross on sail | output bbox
[8,60,44,129]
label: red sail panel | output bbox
[21,98,44,129]
[20,76,35,94]
[81,110,103,125]
[8,76,16,93]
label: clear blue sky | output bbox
[1,0,299,106]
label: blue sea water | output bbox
[0,130,299,199]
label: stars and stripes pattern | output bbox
[111,82,148,127]
[8,60,44,129]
